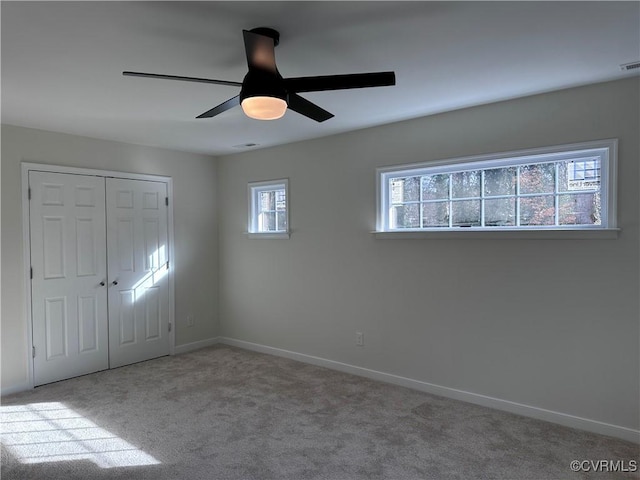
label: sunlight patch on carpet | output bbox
[1,402,160,468]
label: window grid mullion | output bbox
[480,170,486,227]
[419,191,557,203]
[419,176,424,229]
[516,166,521,227]
[448,173,453,228]
[554,162,560,226]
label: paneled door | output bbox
[106,178,170,368]
[30,171,109,386]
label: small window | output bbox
[248,179,289,237]
[377,140,617,233]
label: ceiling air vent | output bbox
[232,143,259,149]
[620,61,640,72]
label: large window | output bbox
[248,179,289,237]
[377,140,616,233]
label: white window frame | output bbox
[248,179,290,239]
[375,140,619,239]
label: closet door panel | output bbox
[30,172,108,386]
[106,178,169,368]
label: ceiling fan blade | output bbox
[287,93,334,122]
[284,72,396,93]
[123,71,242,88]
[196,95,240,119]
[242,29,277,72]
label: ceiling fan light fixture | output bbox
[124,27,395,122]
[241,96,287,120]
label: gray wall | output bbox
[1,125,219,391]
[217,78,639,432]
[2,78,638,434]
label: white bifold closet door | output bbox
[30,172,170,386]
[106,178,169,369]
[30,171,109,386]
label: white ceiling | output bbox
[2,1,638,156]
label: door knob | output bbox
[112,280,118,286]
[99,281,106,287]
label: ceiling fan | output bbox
[123,27,396,122]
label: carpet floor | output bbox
[1,345,638,479]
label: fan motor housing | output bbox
[240,69,287,103]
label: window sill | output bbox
[246,232,290,239]
[372,228,620,240]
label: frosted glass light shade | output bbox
[241,96,287,120]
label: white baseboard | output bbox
[174,337,220,355]
[1,382,32,397]
[219,337,639,444]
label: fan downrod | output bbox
[249,27,280,47]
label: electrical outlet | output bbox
[187,315,195,327]
[355,331,364,346]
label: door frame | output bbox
[21,162,176,389]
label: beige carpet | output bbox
[1,345,638,479]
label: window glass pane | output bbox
[520,196,555,225]
[421,174,449,200]
[558,160,600,192]
[559,193,600,225]
[249,181,288,235]
[380,142,611,232]
[275,190,286,210]
[391,204,420,228]
[452,171,481,198]
[451,200,480,227]
[484,167,516,197]
[572,162,585,180]
[390,179,402,204]
[391,177,420,203]
[259,212,276,231]
[485,198,516,226]
[260,191,275,211]
[520,163,555,194]
[422,202,449,227]
[276,211,288,231]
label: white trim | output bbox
[21,165,35,390]
[246,232,291,239]
[376,139,618,178]
[219,337,639,443]
[373,228,620,240]
[173,337,220,355]
[606,139,618,228]
[248,178,289,235]
[1,382,32,397]
[376,139,618,233]
[167,180,176,355]
[21,162,173,183]
[21,162,176,381]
